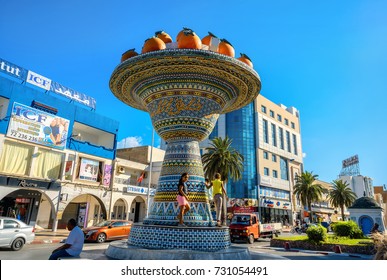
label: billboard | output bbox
[342,155,359,168]
[7,102,70,150]
[79,158,99,182]
[103,164,112,187]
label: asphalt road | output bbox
[0,236,372,260]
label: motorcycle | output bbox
[290,226,307,234]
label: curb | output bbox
[31,239,63,244]
[257,246,372,259]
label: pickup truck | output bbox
[229,213,282,244]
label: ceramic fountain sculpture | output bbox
[107,39,261,258]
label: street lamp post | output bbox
[146,129,154,218]
[257,184,261,221]
[288,158,295,226]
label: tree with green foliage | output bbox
[293,171,324,223]
[201,136,244,185]
[328,179,357,221]
[202,136,244,226]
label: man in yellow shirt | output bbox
[206,173,227,227]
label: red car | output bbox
[83,220,132,243]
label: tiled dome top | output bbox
[349,196,382,209]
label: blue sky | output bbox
[1,1,386,186]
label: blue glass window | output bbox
[270,110,274,118]
[271,123,277,147]
[286,131,291,152]
[273,170,278,178]
[277,114,282,122]
[263,151,268,159]
[272,154,277,162]
[263,119,268,143]
[292,134,298,155]
[264,167,269,176]
[279,127,284,150]
[291,122,295,129]
[261,105,266,113]
[280,157,288,180]
[285,118,289,126]
[260,186,290,200]
[226,103,257,199]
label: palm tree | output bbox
[202,136,244,225]
[328,179,357,221]
[201,136,244,185]
[293,171,324,223]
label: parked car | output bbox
[0,217,35,251]
[83,220,132,243]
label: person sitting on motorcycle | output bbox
[294,220,301,233]
[301,221,308,232]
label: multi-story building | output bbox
[255,95,303,224]
[339,175,374,199]
[0,58,119,230]
[112,146,164,222]
[194,94,303,225]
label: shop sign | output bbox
[263,199,274,207]
[233,206,256,213]
[262,198,291,210]
[0,58,26,79]
[15,198,31,203]
[18,180,38,188]
[123,185,156,196]
[0,57,96,109]
[260,175,272,187]
[7,102,70,150]
[51,81,96,109]
[228,198,257,208]
[27,70,51,91]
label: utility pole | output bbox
[146,129,154,217]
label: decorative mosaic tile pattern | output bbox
[109,49,261,250]
[128,224,231,251]
[110,49,261,121]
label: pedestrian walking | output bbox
[49,218,84,260]
[206,173,228,227]
[10,209,16,218]
[176,173,191,227]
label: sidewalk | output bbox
[255,245,373,260]
[31,229,69,244]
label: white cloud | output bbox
[117,136,143,149]
[302,152,307,158]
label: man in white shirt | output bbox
[49,218,84,260]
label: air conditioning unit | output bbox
[118,166,125,173]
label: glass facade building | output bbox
[225,103,257,199]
